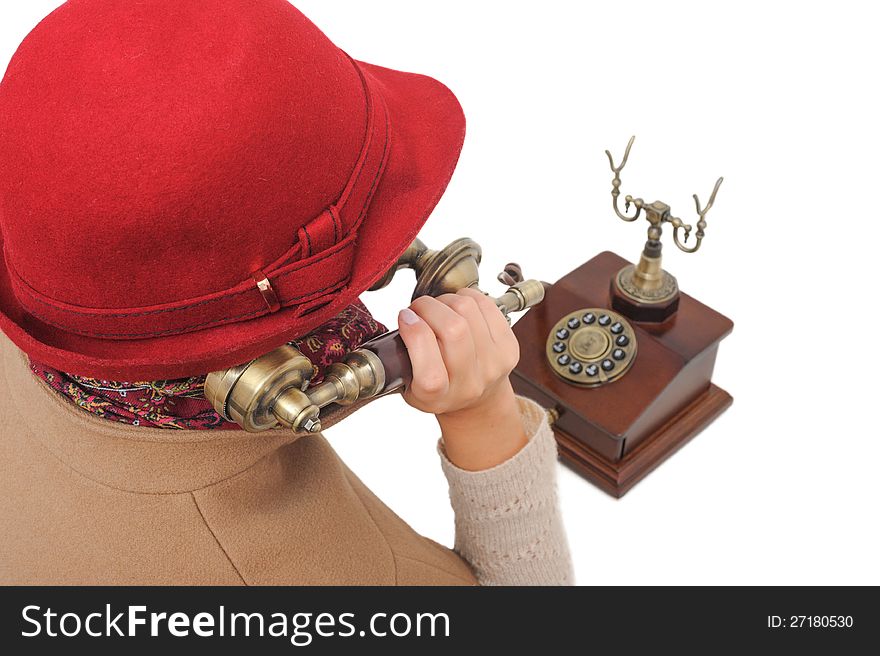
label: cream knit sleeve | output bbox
[438,395,574,586]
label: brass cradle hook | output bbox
[604,136,724,307]
[605,135,723,255]
[677,176,723,253]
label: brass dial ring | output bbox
[545,308,637,387]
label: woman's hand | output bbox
[397,287,528,471]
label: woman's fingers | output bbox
[455,287,520,371]
[436,291,493,359]
[397,307,448,399]
[409,295,476,360]
[408,295,478,391]
[454,288,507,342]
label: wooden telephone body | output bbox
[511,251,733,497]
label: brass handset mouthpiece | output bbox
[368,237,483,299]
[205,238,545,434]
[605,136,723,310]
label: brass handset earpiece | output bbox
[204,238,545,434]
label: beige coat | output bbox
[0,335,476,585]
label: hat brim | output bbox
[0,60,465,380]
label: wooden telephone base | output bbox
[510,251,733,497]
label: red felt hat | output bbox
[0,0,464,380]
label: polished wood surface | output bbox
[556,384,732,497]
[511,251,733,496]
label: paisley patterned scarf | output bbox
[29,301,387,430]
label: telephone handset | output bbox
[204,237,545,434]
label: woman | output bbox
[0,0,572,585]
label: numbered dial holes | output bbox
[545,309,638,387]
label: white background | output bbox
[3,1,878,585]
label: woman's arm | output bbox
[397,288,574,585]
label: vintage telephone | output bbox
[509,136,732,496]
[205,136,733,497]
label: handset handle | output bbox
[361,330,412,393]
[361,278,546,395]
